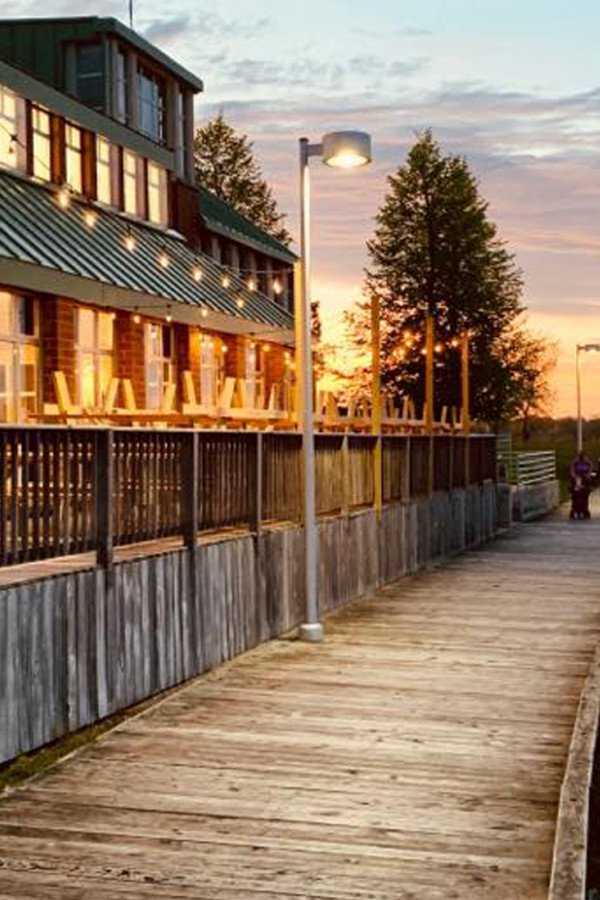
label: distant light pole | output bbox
[576,342,600,451]
[298,130,372,643]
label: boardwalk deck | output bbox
[0,501,599,899]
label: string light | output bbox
[56,186,70,209]
[434,343,443,353]
[83,206,97,228]
[263,344,270,352]
[124,228,136,252]
[246,277,256,292]
[222,274,231,289]
[450,338,460,348]
[165,305,172,323]
[132,309,141,324]
[222,344,228,353]
[201,307,208,318]
[236,297,245,309]
[158,247,170,268]
[110,312,117,321]
[273,278,283,295]
[193,266,203,282]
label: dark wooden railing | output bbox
[0,427,498,569]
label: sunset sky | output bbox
[10,0,600,417]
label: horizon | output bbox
[5,0,600,418]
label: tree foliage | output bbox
[345,131,554,425]
[194,113,291,246]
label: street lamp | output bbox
[576,342,600,451]
[298,130,372,643]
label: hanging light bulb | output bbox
[273,278,283,295]
[236,297,245,309]
[201,307,208,318]
[56,186,71,209]
[193,266,203,282]
[83,206,97,228]
[124,229,136,252]
[434,343,443,353]
[158,246,169,268]
[110,312,117,321]
[421,348,427,356]
[403,330,412,340]
[450,338,460,348]
[263,344,270,352]
[222,344,228,353]
[247,277,256,292]
[165,306,172,323]
[132,310,141,324]
[222,273,231,289]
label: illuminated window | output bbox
[245,343,264,409]
[65,123,82,192]
[0,85,26,171]
[0,292,39,422]
[123,149,137,215]
[31,107,51,182]
[145,323,175,408]
[96,135,111,204]
[137,65,165,143]
[76,308,114,407]
[147,161,168,226]
[200,336,217,405]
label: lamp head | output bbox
[321,131,372,169]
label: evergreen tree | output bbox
[345,131,549,425]
[194,113,291,246]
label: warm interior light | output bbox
[321,131,372,169]
[193,267,203,282]
[273,278,282,295]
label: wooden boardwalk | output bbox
[1,502,600,899]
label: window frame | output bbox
[0,292,40,423]
[30,104,51,183]
[75,307,114,408]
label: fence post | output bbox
[427,435,434,497]
[404,436,411,502]
[96,429,114,569]
[465,435,471,487]
[341,435,350,516]
[250,432,263,535]
[181,430,199,550]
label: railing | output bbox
[511,450,557,486]
[0,427,497,569]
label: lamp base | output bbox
[299,622,324,643]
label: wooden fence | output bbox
[0,427,497,569]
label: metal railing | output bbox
[0,426,497,569]
[511,451,557,486]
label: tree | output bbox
[194,113,291,245]
[345,131,550,425]
[500,326,558,441]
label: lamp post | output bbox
[576,342,600,452]
[298,130,372,643]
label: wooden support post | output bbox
[341,434,350,516]
[425,314,435,495]
[96,429,114,569]
[461,332,471,436]
[181,431,199,550]
[371,294,383,518]
[461,332,471,485]
[425,313,434,435]
[250,432,263,535]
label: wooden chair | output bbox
[102,377,120,415]
[181,371,218,423]
[53,371,82,421]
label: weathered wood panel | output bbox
[0,484,503,764]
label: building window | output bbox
[145,323,175,408]
[0,292,39,422]
[76,308,114,407]
[96,135,112,204]
[200,336,219,405]
[245,343,264,409]
[115,48,127,124]
[0,85,25,171]
[74,43,105,111]
[65,123,83,192]
[31,106,51,182]
[123,149,137,216]
[147,161,168,226]
[137,65,165,143]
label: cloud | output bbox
[140,10,271,49]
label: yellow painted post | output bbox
[371,294,382,517]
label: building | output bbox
[0,16,296,423]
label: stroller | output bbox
[569,474,592,520]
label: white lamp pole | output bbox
[298,130,372,643]
[576,342,600,452]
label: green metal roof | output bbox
[198,186,297,265]
[0,169,293,330]
[0,17,203,93]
